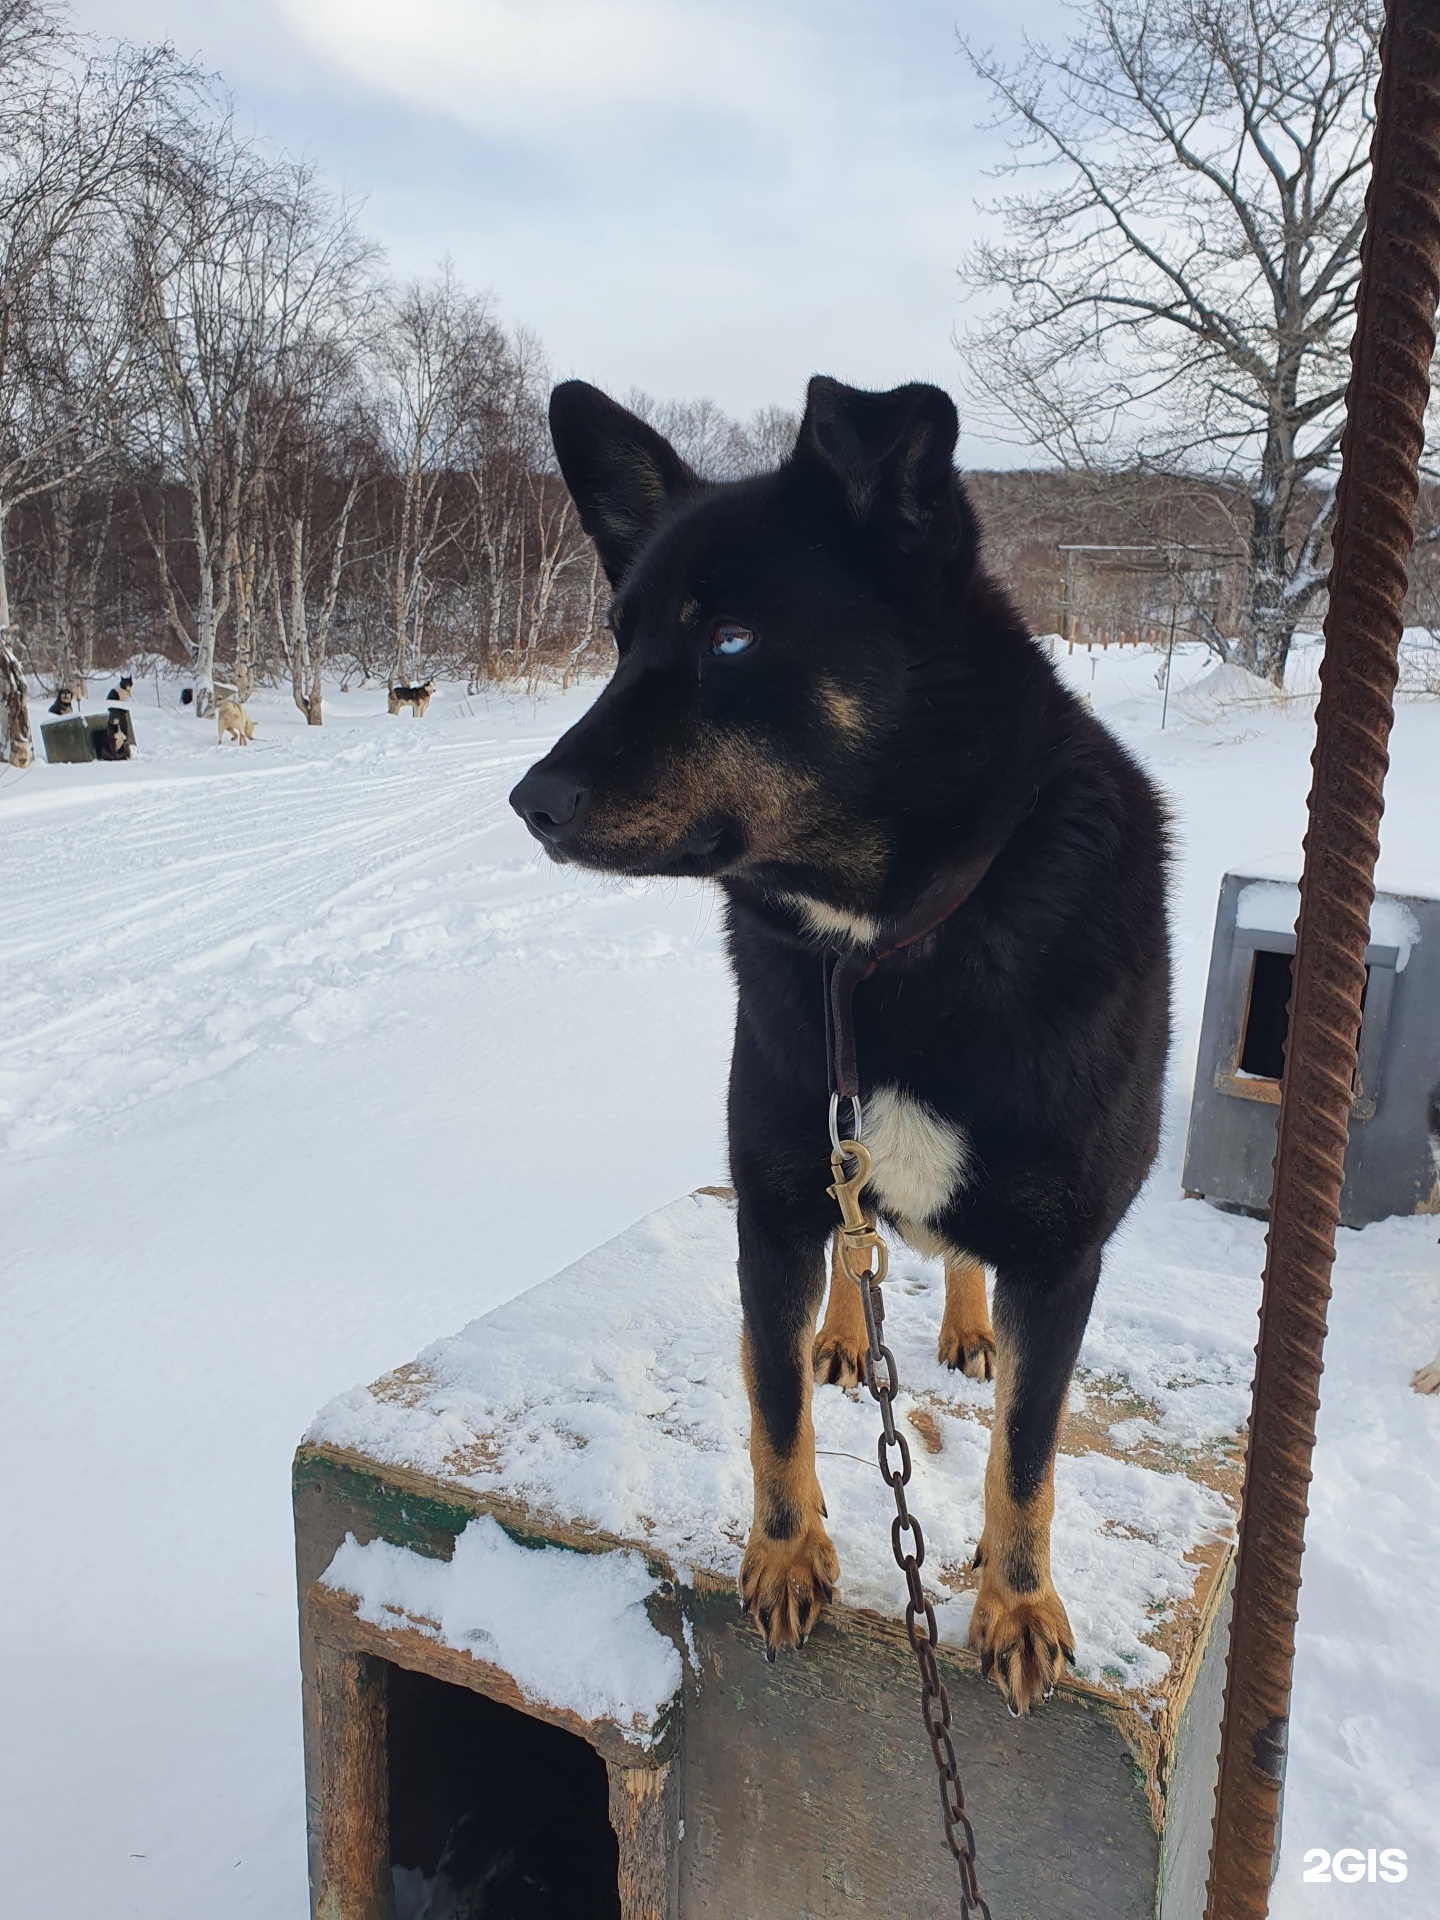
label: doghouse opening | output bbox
[1239,948,1293,1081]
[1239,948,1369,1085]
[386,1663,620,1920]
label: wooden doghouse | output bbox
[295,1192,1242,1920]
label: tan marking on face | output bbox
[582,719,887,887]
[816,676,865,738]
[678,596,700,624]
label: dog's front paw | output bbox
[739,1519,839,1657]
[813,1325,867,1388]
[968,1577,1074,1714]
[1412,1357,1440,1395]
[938,1259,995,1381]
[937,1323,995,1381]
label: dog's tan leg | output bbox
[812,1229,871,1386]
[967,1260,1096,1713]
[968,1347,1073,1714]
[938,1255,995,1380]
[739,1319,838,1657]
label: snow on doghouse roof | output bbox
[307,1190,1246,1700]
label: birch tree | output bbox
[132,124,370,715]
[373,269,506,687]
[0,4,182,761]
[271,406,365,725]
[958,0,1382,683]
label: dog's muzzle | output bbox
[510,767,590,849]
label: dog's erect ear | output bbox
[549,381,700,586]
[791,377,960,554]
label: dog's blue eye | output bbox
[712,623,755,657]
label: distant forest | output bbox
[4,0,1438,758]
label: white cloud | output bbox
[69,0,1054,457]
[286,0,816,146]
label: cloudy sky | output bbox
[72,0,1069,460]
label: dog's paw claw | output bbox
[812,1334,867,1389]
[969,1583,1074,1715]
[937,1326,996,1381]
[739,1520,840,1658]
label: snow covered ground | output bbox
[1,646,1438,1916]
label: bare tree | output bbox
[456,325,546,687]
[373,268,507,687]
[959,0,1382,683]
[272,412,365,725]
[626,389,798,480]
[132,119,372,715]
[0,4,184,761]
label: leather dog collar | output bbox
[822,796,1035,1103]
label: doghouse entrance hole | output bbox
[386,1664,620,1920]
[1239,948,1293,1080]
[1239,948,1369,1085]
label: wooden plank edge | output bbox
[306,1580,671,1770]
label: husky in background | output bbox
[217,698,256,744]
[390,678,437,716]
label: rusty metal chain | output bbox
[828,1132,992,1919]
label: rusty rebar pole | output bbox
[1204,7,1440,1916]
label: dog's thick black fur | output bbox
[511,377,1170,1711]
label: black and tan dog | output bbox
[390,678,437,716]
[511,378,1170,1714]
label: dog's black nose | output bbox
[510,767,589,842]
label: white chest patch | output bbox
[862,1085,972,1228]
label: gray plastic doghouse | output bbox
[1182,870,1440,1226]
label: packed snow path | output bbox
[2,697,721,1155]
[1,658,1438,1916]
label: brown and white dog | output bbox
[389,678,437,716]
[217,699,256,745]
